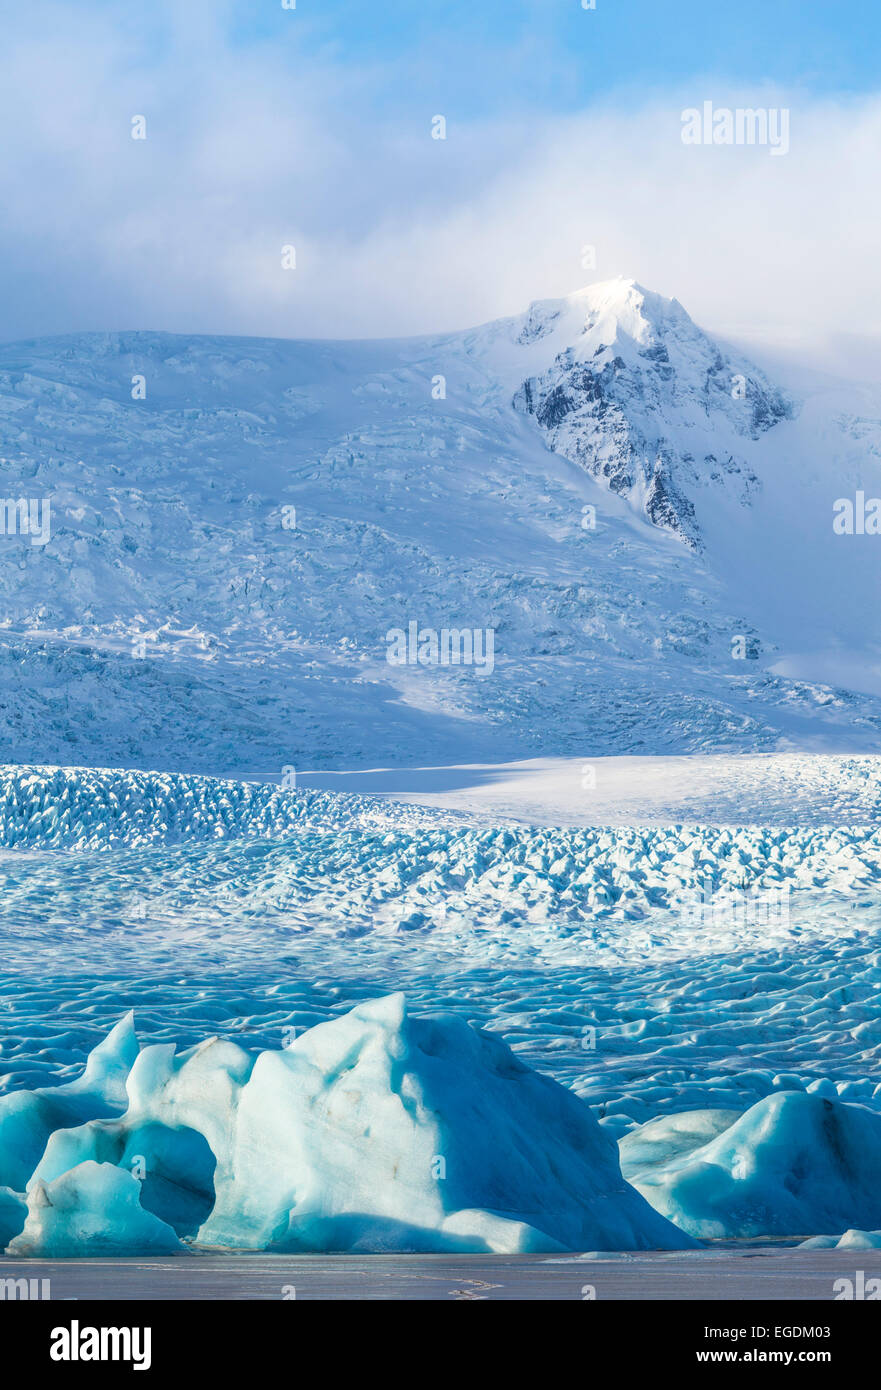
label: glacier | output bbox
[2,765,881,967]
[2,764,881,1251]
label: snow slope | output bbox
[297,752,881,827]
[0,278,880,773]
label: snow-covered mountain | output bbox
[512,281,792,549]
[0,277,879,774]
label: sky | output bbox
[1,0,880,351]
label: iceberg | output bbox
[621,1092,881,1240]
[0,1186,26,1247]
[799,1229,881,1251]
[0,1012,138,1192]
[7,995,693,1255]
[8,1162,183,1257]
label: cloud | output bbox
[1,3,880,355]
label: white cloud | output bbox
[1,6,880,356]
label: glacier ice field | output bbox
[2,762,881,1253]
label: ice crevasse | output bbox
[1,995,694,1256]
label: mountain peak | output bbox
[563,275,673,316]
[511,279,792,549]
[513,277,692,358]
